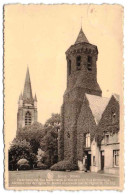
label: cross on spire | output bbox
[81,16,83,29]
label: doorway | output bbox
[84,151,91,171]
[101,151,104,170]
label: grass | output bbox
[9,170,119,187]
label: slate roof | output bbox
[75,28,89,44]
[85,94,110,124]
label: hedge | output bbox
[50,160,78,171]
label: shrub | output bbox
[36,162,48,170]
[9,139,36,170]
[17,159,30,170]
[50,160,78,171]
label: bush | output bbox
[36,162,48,170]
[9,139,37,170]
[17,159,30,170]
[18,164,30,170]
[50,160,78,171]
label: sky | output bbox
[4,4,123,146]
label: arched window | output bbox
[25,111,31,126]
[76,56,81,70]
[87,56,92,71]
[68,59,71,75]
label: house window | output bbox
[87,56,92,71]
[25,111,31,126]
[105,134,109,144]
[113,150,119,167]
[93,156,96,166]
[76,56,81,70]
[85,133,90,148]
[68,59,71,75]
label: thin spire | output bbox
[23,68,33,100]
[75,28,89,44]
[81,16,83,29]
[34,93,37,102]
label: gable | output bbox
[98,95,120,128]
[96,95,120,144]
[85,94,110,124]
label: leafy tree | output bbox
[9,114,61,170]
[40,126,58,167]
[16,122,45,154]
[9,139,36,170]
[44,113,61,131]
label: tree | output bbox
[16,122,45,154]
[9,139,36,170]
[44,113,61,131]
[40,128,58,167]
[39,113,61,167]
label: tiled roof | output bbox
[85,94,110,124]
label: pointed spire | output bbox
[23,68,33,100]
[34,94,37,102]
[75,27,89,44]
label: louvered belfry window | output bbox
[25,111,31,126]
[76,55,81,70]
[87,56,92,71]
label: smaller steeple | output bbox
[34,94,37,102]
[75,28,89,44]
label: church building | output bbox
[17,68,37,130]
[57,28,120,174]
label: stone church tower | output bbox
[58,28,102,164]
[17,68,37,130]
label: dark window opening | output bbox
[87,56,92,71]
[68,60,71,75]
[25,111,31,126]
[67,132,70,138]
[76,56,81,70]
[111,110,116,124]
[105,134,109,144]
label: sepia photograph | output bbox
[4,4,124,190]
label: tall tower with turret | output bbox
[17,68,37,130]
[58,28,102,164]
